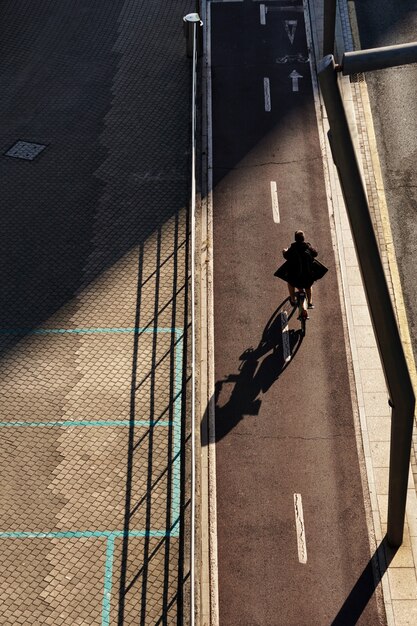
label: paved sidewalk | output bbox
[0,1,193,624]
[310,0,417,623]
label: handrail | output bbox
[318,54,416,547]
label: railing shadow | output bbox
[117,214,190,624]
[332,535,397,625]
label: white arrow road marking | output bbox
[264,77,271,111]
[289,69,303,92]
[270,181,280,223]
[294,493,307,564]
[284,20,297,44]
[260,4,266,24]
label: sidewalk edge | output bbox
[199,1,220,624]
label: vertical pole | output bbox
[323,0,337,57]
[318,55,415,547]
[184,11,201,625]
[190,17,197,626]
[184,13,202,58]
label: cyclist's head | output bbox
[295,230,305,242]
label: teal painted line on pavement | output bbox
[102,536,115,626]
[0,420,172,428]
[0,326,183,335]
[171,332,183,533]
[0,529,173,539]
[170,516,180,537]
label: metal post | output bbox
[318,55,415,548]
[323,0,337,57]
[183,9,203,625]
[183,13,202,59]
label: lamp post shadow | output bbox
[331,535,397,625]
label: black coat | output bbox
[282,241,318,288]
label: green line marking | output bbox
[0,530,174,539]
[0,326,183,335]
[0,420,172,428]
[102,536,115,626]
[172,333,183,527]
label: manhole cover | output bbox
[5,141,47,161]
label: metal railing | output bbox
[318,46,417,547]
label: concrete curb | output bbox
[198,1,220,624]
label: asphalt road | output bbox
[210,1,384,624]
[353,0,417,364]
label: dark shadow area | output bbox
[332,535,397,625]
[353,0,417,50]
[202,298,303,445]
[210,0,314,188]
[0,0,194,355]
[0,0,317,357]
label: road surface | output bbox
[210,1,385,624]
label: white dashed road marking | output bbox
[270,181,280,223]
[280,311,291,362]
[264,77,271,111]
[294,493,307,564]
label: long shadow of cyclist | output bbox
[214,298,303,442]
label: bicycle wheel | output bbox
[297,292,308,337]
[300,313,306,336]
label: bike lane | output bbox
[209,0,384,623]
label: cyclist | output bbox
[282,230,318,308]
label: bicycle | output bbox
[293,289,309,337]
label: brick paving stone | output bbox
[0,423,178,531]
[0,0,193,622]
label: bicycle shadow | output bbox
[211,298,304,442]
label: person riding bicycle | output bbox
[283,230,318,308]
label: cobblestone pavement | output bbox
[0,1,193,624]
